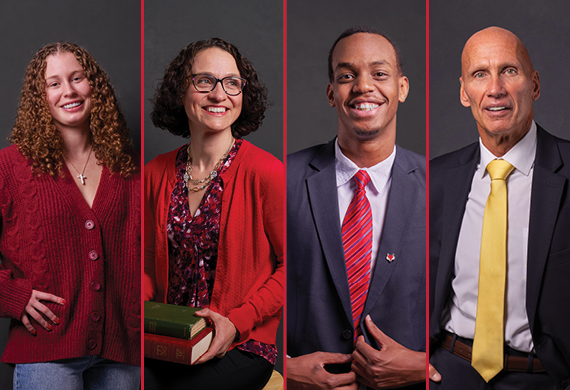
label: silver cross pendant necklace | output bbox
[66,145,93,185]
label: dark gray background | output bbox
[287,0,426,155]
[430,0,570,158]
[144,0,283,164]
[0,0,140,387]
[143,0,284,374]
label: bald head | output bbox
[461,27,534,78]
[459,26,541,157]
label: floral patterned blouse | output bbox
[166,139,277,365]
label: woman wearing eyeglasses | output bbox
[144,38,283,390]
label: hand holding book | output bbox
[194,308,237,364]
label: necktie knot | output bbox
[353,170,371,191]
[487,159,514,181]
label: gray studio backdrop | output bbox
[0,1,140,387]
[287,0,426,155]
[144,0,283,164]
[430,0,570,158]
[143,0,284,374]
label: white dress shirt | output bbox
[335,139,395,274]
[444,121,537,353]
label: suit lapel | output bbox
[434,145,479,320]
[306,140,354,324]
[526,126,566,328]
[363,147,420,316]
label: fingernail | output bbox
[47,324,53,331]
[61,299,66,305]
[54,318,60,325]
[31,329,36,336]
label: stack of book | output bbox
[144,301,214,365]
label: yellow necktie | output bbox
[472,159,514,382]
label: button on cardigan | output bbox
[0,145,140,366]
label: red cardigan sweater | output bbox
[0,145,141,365]
[144,140,284,347]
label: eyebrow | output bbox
[193,72,241,78]
[467,60,521,72]
[45,69,85,79]
[335,60,389,71]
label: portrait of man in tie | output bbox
[429,25,570,389]
[286,24,427,390]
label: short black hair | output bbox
[327,26,404,81]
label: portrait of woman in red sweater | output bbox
[0,42,140,389]
[144,38,284,390]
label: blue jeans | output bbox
[14,356,140,390]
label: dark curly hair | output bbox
[10,42,138,178]
[151,38,268,138]
[328,26,404,81]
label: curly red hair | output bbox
[10,42,137,177]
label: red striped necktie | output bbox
[342,170,372,339]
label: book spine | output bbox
[144,337,193,365]
[144,328,213,365]
[144,318,191,339]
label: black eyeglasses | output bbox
[191,74,247,96]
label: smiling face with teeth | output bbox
[460,27,540,155]
[183,48,243,136]
[327,33,409,147]
[45,51,93,133]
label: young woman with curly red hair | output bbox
[0,42,140,389]
[144,38,283,390]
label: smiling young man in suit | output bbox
[287,27,427,390]
[430,27,570,389]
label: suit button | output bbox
[88,250,99,261]
[91,311,101,322]
[88,339,97,349]
[90,282,101,291]
[85,220,95,230]
[342,329,353,340]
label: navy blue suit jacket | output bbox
[287,139,426,389]
[429,125,570,388]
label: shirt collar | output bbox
[335,138,395,194]
[478,120,537,179]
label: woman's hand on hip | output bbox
[194,308,237,364]
[21,289,65,335]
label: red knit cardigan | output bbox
[144,140,284,347]
[0,145,141,365]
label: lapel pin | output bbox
[386,253,395,262]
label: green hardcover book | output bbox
[144,301,207,340]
